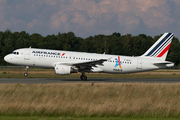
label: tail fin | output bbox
[141,32,174,60]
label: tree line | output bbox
[1,29,180,66]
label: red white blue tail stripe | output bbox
[143,33,174,58]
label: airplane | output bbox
[4,32,174,81]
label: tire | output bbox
[80,75,87,81]
[24,73,28,77]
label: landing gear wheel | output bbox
[80,75,87,81]
[24,73,28,77]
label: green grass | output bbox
[0,68,180,79]
[0,73,180,79]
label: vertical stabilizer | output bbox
[141,33,174,61]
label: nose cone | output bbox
[4,55,8,62]
[4,55,11,63]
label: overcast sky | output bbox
[1,0,180,39]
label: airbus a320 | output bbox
[4,32,174,80]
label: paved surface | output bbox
[0,78,180,84]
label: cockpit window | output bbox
[11,52,19,55]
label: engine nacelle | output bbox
[54,65,71,75]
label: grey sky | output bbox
[0,0,180,39]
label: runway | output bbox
[0,78,180,84]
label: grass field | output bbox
[0,83,180,118]
[0,68,180,119]
[0,68,180,79]
[0,116,180,120]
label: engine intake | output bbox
[54,65,71,75]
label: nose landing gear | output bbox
[24,66,29,77]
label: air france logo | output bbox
[62,53,65,56]
[114,56,122,69]
[32,51,66,56]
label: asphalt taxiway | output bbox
[0,78,180,84]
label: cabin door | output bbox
[24,50,30,60]
[137,59,142,69]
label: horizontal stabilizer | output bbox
[153,61,174,67]
[153,61,174,65]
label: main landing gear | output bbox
[80,72,87,81]
[24,66,29,77]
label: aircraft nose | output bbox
[4,55,7,62]
[4,55,11,63]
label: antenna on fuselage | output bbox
[29,46,31,49]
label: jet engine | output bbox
[54,65,71,75]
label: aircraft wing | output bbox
[72,59,107,66]
[55,59,108,71]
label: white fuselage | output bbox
[4,48,170,74]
